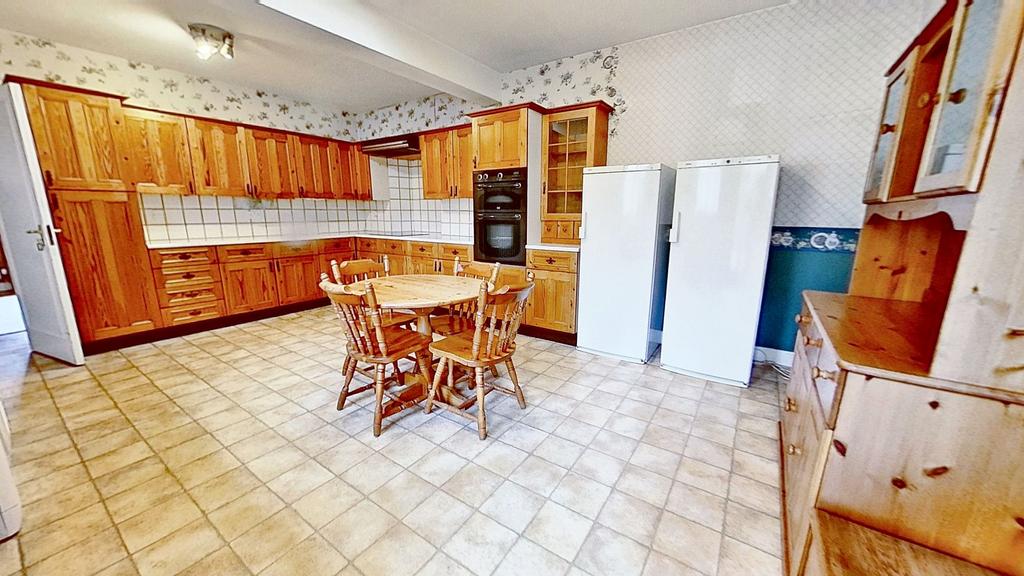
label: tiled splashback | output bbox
[140,158,472,244]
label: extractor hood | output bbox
[360,135,420,158]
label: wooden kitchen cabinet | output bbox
[50,190,161,341]
[524,268,577,333]
[471,108,528,170]
[22,84,132,191]
[348,145,373,200]
[328,141,354,199]
[420,125,474,199]
[220,260,278,314]
[292,134,335,198]
[408,255,438,275]
[275,256,322,304]
[124,107,194,195]
[247,128,298,199]
[450,126,473,198]
[186,118,250,197]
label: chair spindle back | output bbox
[320,274,391,357]
[469,280,534,361]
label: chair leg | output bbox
[372,364,386,437]
[506,359,526,409]
[475,367,487,440]
[489,365,500,378]
[338,356,356,410]
[425,358,446,414]
[415,352,433,398]
[393,362,405,386]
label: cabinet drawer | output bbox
[149,247,217,269]
[217,243,271,262]
[438,243,470,261]
[817,374,1024,574]
[157,284,223,309]
[409,242,439,258]
[541,221,558,243]
[161,301,224,326]
[273,241,318,258]
[527,249,578,273]
[318,237,354,254]
[154,264,220,290]
[379,239,408,256]
[356,238,380,254]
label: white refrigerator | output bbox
[660,155,780,387]
[577,164,676,363]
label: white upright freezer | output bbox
[660,155,780,386]
[576,164,676,363]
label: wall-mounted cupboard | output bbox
[419,125,473,199]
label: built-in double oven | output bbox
[473,169,526,265]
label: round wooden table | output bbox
[349,274,486,335]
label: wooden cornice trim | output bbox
[2,75,128,101]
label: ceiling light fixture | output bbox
[188,23,234,61]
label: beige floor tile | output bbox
[93,456,166,499]
[689,419,736,447]
[665,481,727,531]
[616,465,673,507]
[76,428,141,461]
[321,499,397,558]
[493,538,569,576]
[550,472,612,519]
[230,507,313,572]
[683,436,733,471]
[208,485,285,541]
[732,450,780,488]
[474,441,528,477]
[25,526,125,576]
[415,552,474,576]
[728,474,780,518]
[596,490,661,546]
[441,462,503,508]
[132,518,224,576]
[160,435,222,471]
[266,458,333,503]
[292,477,364,528]
[734,429,779,462]
[442,512,518,576]
[524,501,593,561]
[404,491,472,546]
[355,524,435,576]
[343,453,405,494]
[552,417,600,445]
[630,443,682,478]
[408,447,468,487]
[640,425,688,454]
[533,435,586,468]
[377,432,433,467]
[105,472,183,523]
[479,480,546,533]
[576,525,650,576]
[94,558,139,576]
[718,536,782,576]
[118,492,202,553]
[369,470,436,518]
[292,423,349,456]
[316,437,375,475]
[652,512,721,576]
[21,502,111,566]
[146,422,206,453]
[675,457,731,498]
[246,444,307,482]
[188,466,262,513]
[724,501,782,557]
[571,449,626,486]
[176,546,249,576]
[509,455,567,497]
[20,480,100,532]
[262,533,348,576]
[175,449,241,489]
[84,441,154,478]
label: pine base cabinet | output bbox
[220,260,278,315]
[524,249,578,333]
[50,190,161,341]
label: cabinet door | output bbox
[247,129,298,199]
[524,269,577,332]
[472,109,527,170]
[915,0,1024,194]
[328,141,354,199]
[49,190,160,341]
[863,55,915,203]
[420,131,451,199]
[293,135,333,198]
[408,255,438,275]
[450,126,474,198]
[221,260,278,314]
[275,256,322,305]
[186,118,249,196]
[348,145,373,200]
[22,85,132,191]
[124,108,194,195]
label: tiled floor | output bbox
[0,307,784,576]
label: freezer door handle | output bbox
[578,213,586,239]
[668,211,681,243]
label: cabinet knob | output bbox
[948,88,968,104]
[786,444,802,456]
[181,272,196,280]
[188,310,202,317]
[784,397,797,412]
[879,123,896,135]
[545,257,556,265]
[794,313,810,325]
[802,335,822,348]
[178,253,192,260]
[811,367,837,382]
[240,249,251,256]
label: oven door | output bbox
[474,212,525,265]
[474,182,525,212]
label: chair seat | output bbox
[382,312,417,329]
[349,326,432,363]
[429,334,516,367]
[428,314,476,336]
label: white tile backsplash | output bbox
[140,158,473,243]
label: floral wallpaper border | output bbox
[770,227,859,253]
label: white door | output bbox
[0,83,84,365]
[661,157,779,386]
[577,166,662,362]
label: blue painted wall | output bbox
[755,227,859,352]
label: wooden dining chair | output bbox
[429,257,501,337]
[425,279,534,439]
[328,258,416,406]
[321,274,434,436]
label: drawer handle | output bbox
[786,444,802,456]
[240,249,251,256]
[181,272,196,280]
[178,253,193,260]
[784,397,797,412]
[811,367,836,381]
[802,336,822,348]
[794,313,810,325]
[451,249,459,255]
[832,439,847,457]
[545,257,555,265]
[419,247,427,252]
[183,291,200,298]
[188,310,202,317]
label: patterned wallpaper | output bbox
[357,94,486,140]
[0,28,359,139]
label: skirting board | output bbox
[755,346,794,367]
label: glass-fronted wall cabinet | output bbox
[540,102,611,244]
[863,0,1022,203]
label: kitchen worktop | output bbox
[147,232,474,249]
[525,243,579,253]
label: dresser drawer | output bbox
[217,243,271,262]
[378,239,408,256]
[149,246,217,269]
[438,243,470,261]
[157,284,223,309]
[319,237,354,254]
[527,249,578,273]
[161,301,224,326]
[409,241,439,258]
[356,238,380,254]
[154,264,220,290]
[273,241,318,259]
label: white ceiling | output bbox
[0,0,787,111]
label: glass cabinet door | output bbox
[916,0,1022,194]
[544,115,589,219]
[864,65,910,203]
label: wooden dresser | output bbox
[781,1,1024,574]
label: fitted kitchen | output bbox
[0,1,1022,576]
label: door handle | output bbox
[26,225,46,251]
[668,211,681,243]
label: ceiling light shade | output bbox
[188,23,234,61]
